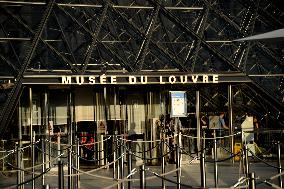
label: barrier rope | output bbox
[44,139,72,150]
[182,131,241,140]
[103,167,181,189]
[0,140,42,159]
[131,142,161,154]
[205,150,242,163]
[45,154,125,177]
[249,149,283,170]
[72,150,116,162]
[256,171,284,188]
[71,165,119,180]
[0,151,16,161]
[4,153,64,173]
[119,134,177,143]
[147,168,204,189]
[124,144,174,160]
[3,168,51,189]
[35,144,68,158]
[78,136,112,147]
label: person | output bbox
[253,116,260,144]
[85,136,94,160]
[218,112,229,146]
[219,112,229,130]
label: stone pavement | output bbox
[0,160,282,189]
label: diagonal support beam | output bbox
[188,2,211,72]
[148,0,284,111]
[134,1,160,71]
[53,12,79,70]
[205,1,284,67]
[81,3,109,73]
[108,5,188,71]
[0,23,21,73]
[58,5,135,72]
[0,0,56,137]
[0,53,19,74]
[3,8,79,73]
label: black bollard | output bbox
[76,139,80,189]
[143,141,146,164]
[120,139,125,189]
[200,130,206,188]
[68,147,73,189]
[58,160,64,189]
[248,172,256,189]
[277,141,282,188]
[244,144,249,178]
[42,139,46,187]
[127,141,132,189]
[213,131,218,188]
[161,140,165,189]
[175,144,181,189]
[16,145,21,189]
[140,164,146,189]
[113,133,117,179]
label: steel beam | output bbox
[81,3,109,73]
[0,0,56,136]
[135,2,160,71]
[108,5,188,71]
[58,5,135,72]
[2,8,79,73]
[0,1,203,10]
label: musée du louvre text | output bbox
[61,74,219,85]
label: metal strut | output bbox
[0,0,56,137]
[134,1,161,71]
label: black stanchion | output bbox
[213,130,218,188]
[76,139,80,189]
[161,140,165,189]
[175,144,181,189]
[127,141,132,189]
[140,164,146,189]
[244,144,249,178]
[42,139,46,187]
[277,141,283,188]
[16,145,21,189]
[248,172,256,189]
[68,147,73,189]
[116,134,121,189]
[120,139,125,189]
[58,160,64,189]
[143,139,146,164]
[200,130,206,188]
[113,132,117,179]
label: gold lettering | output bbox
[180,76,187,84]
[192,75,198,83]
[76,76,84,85]
[169,76,176,84]
[89,76,96,84]
[159,76,165,84]
[100,74,107,84]
[129,76,136,84]
[213,75,218,83]
[62,76,72,84]
[111,76,117,84]
[203,75,208,83]
[141,76,147,84]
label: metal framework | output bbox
[0,0,283,136]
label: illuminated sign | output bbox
[60,74,219,85]
[170,91,187,117]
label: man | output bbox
[219,112,229,130]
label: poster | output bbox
[97,121,107,134]
[170,91,187,117]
